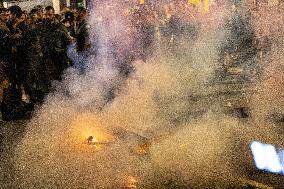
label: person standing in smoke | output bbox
[75,8,90,53]
[63,11,76,38]
[5,5,29,93]
[0,8,9,61]
[161,2,199,57]
[132,5,156,62]
[22,7,49,104]
[36,6,72,91]
[1,5,34,120]
[220,2,258,79]
[0,8,9,84]
[0,8,9,100]
[69,7,90,74]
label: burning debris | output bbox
[86,135,98,145]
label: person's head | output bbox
[62,11,75,27]
[35,5,43,12]
[0,8,7,13]
[62,19,71,28]
[45,6,55,19]
[30,8,39,22]
[32,5,44,20]
[0,8,8,22]
[8,5,22,21]
[21,10,28,21]
[64,11,75,22]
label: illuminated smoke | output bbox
[245,1,284,124]
[13,1,284,188]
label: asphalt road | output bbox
[0,118,27,188]
[0,79,283,188]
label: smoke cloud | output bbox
[13,1,283,188]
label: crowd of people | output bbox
[0,2,201,120]
[0,2,260,121]
[0,5,89,120]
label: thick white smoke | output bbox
[13,1,283,188]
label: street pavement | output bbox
[0,77,283,188]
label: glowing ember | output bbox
[126,176,138,188]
